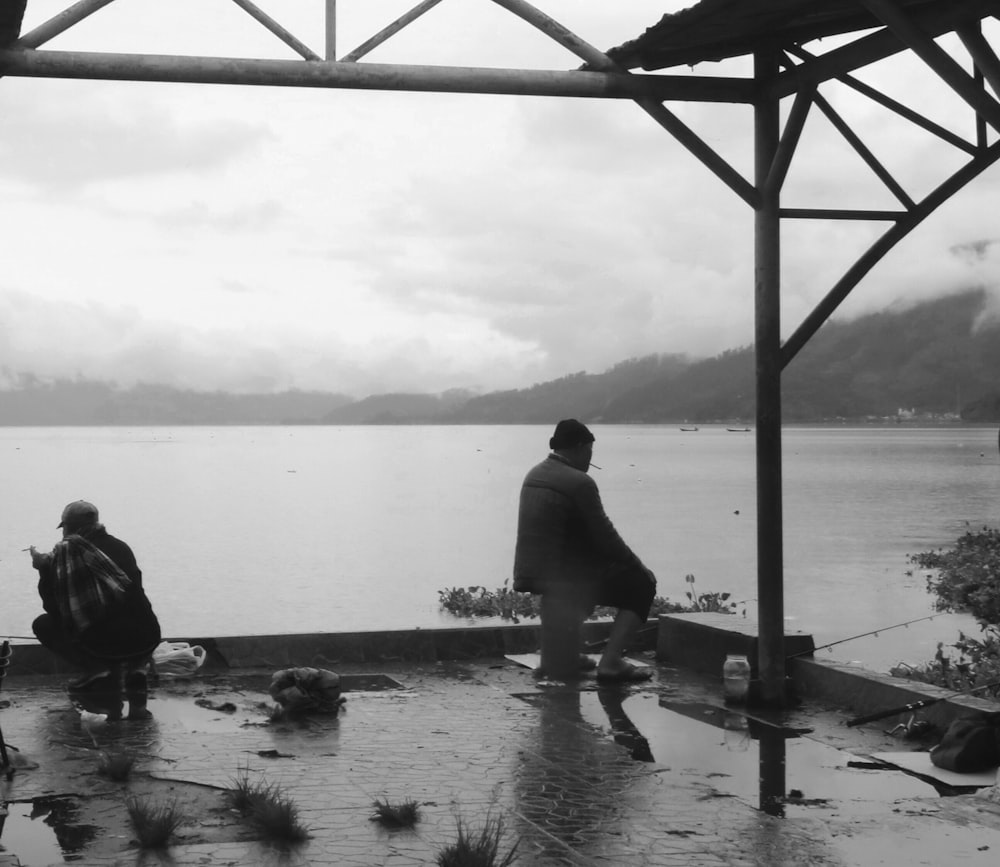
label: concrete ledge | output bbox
[656,612,815,676]
[791,655,1000,730]
[2,622,616,677]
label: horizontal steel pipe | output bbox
[0,48,756,102]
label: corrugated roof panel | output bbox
[606,0,948,70]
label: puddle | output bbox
[65,673,407,736]
[828,817,1000,866]
[568,692,936,817]
[0,797,97,865]
[340,673,405,691]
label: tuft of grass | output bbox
[228,765,277,813]
[371,797,420,828]
[437,814,518,867]
[97,749,137,781]
[227,766,309,843]
[250,789,309,843]
[125,796,184,849]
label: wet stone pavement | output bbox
[1,656,1000,866]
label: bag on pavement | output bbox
[152,641,207,678]
[930,715,1000,773]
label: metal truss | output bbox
[1,0,994,359]
[2,0,999,704]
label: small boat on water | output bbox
[679,426,699,432]
[727,427,751,432]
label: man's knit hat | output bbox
[549,419,595,450]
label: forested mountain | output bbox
[450,288,1000,424]
[590,289,1000,423]
[2,288,998,424]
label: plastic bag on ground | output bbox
[152,641,206,678]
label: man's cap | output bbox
[57,500,99,529]
[549,419,595,450]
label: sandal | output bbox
[596,663,652,683]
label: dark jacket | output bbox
[513,454,643,593]
[37,526,161,660]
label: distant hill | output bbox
[450,288,1000,424]
[593,289,1000,423]
[2,288,998,424]
[0,377,353,425]
[321,389,475,424]
[444,354,691,424]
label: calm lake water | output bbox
[2,424,998,673]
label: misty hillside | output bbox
[1,288,998,425]
[594,289,1000,423]
[0,377,353,425]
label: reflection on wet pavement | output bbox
[577,691,933,816]
[2,662,999,866]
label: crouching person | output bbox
[29,500,161,719]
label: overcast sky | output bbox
[1,0,998,397]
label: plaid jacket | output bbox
[49,534,132,637]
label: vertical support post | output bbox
[325,0,336,61]
[753,50,786,707]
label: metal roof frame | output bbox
[2,0,999,708]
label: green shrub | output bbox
[909,526,1000,626]
[901,527,1000,691]
[890,628,1000,696]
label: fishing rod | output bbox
[846,678,1000,727]
[786,613,942,660]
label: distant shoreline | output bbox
[1,419,997,428]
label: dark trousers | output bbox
[32,613,109,672]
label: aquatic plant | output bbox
[437,582,540,622]
[683,573,739,614]
[438,577,727,621]
[125,795,184,849]
[436,814,518,867]
[371,797,420,827]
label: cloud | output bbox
[0,288,541,395]
[0,81,272,194]
[1,2,997,396]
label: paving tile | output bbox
[1,659,1000,866]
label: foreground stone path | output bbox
[1,658,999,865]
